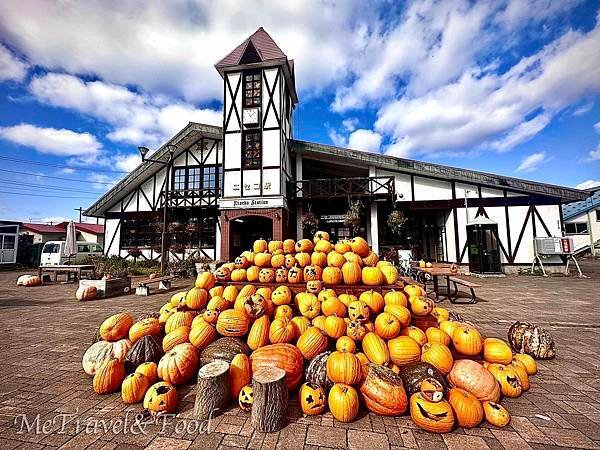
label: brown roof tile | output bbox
[215,27,287,68]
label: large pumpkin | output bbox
[83,340,131,376]
[350,237,370,257]
[447,387,483,428]
[143,382,178,415]
[362,267,384,286]
[305,351,333,391]
[421,343,454,376]
[341,261,362,285]
[162,326,191,352]
[124,335,163,372]
[121,372,150,404]
[296,327,328,360]
[508,321,555,359]
[482,338,513,364]
[326,351,362,385]
[93,358,126,394]
[129,318,161,342]
[250,343,304,390]
[99,313,134,342]
[200,337,250,366]
[328,383,359,423]
[452,325,483,356]
[216,309,250,337]
[229,353,252,398]
[360,364,408,416]
[157,343,199,386]
[189,320,217,350]
[388,336,421,366]
[410,393,455,433]
[447,359,500,402]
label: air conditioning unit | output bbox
[533,237,574,255]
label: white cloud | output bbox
[586,146,600,161]
[347,129,382,152]
[575,179,600,190]
[60,167,75,174]
[491,114,551,152]
[516,151,549,172]
[89,173,118,190]
[573,101,594,116]
[0,44,28,81]
[342,118,359,132]
[0,124,101,156]
[29,73,221,147]
[113,153,142,172]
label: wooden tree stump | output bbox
[251,366,288,432]
[194,360,230,420]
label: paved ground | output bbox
[0,259,599,450]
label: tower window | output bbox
[244,71,261,107]
[243,130,261,169]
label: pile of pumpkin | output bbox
[16,274,42,287]
[82,233,539,434]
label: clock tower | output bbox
[215,27,298,259]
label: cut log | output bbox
[251,366,288,432]
[194,360,230,420]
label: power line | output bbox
[0,180,104,194]
[0,168,116,185]
[0,190,98,199]
[0,155,129,174]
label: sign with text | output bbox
[218,197,285,209]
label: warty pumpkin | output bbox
[452,325,483,356]
[229,353,251,398]
[93,358,126,394]
[360,364,408,416]
[483,401,510,427]
[299,382,327,415]
[447,387,483,428]
[341,261,362,285]
[483,338,513,364]
[421,343,454,376]
[162,326,191,352]
[157,343,199,386]
[189,320,217,350]
[143,382,178,415]
[250,343,304,390]
[447,359,500,402]
[129,318,161,342]
[305,351,333,390]
[216,309,250,337]
[388,336,422,366]
[121,372,150,404]
[410,393,455,433]
[135,362,158,384]
[247,315,270,350]
[296,327,329,360]
[383,304,411,327]
[200,337,250,367]
[328,383,359,422]
[326,351,363,385]
[269,317,296,344]
[100,313,134,342]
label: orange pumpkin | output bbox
[295,252,311,268]
[274,305,294,321]
[250,343,304,390]
[336,336,356,353]
[410,296,435,316]
[384,304,411,327]
[268,240,283,253]
[189,320,217,350]
[425,327,451,346]
[324,315,347,339]
[388,336,421,366]
[162,326,191,352]
[483,338,513,364]
[384,290,407,307]
[231,268,247,282]
[312,314,327,331]
[514,353,537,375]
[346,320,368,341]
[350,237,370,257]
[327,251,346,268]
[270,286,291,306]
[283,239,296,254]
[121,372,150,404]
[216,309,251,337]
[295,239,314,253]
[361,363,408,416]
[362,267,384,286]
[157,343,198,386]
[165,311,194,334]
[129,318,161,342]
[269,317,296,344]
[195,271,216,290]
[100,313,134,342]
[363,332,390,365]
[296,327,329,360]
[348,300,370,322]
[229,353,252,398]
[246,266,260,282]
[306,280,323,294]
[322,266,343,285]
[421,343,454,375]
[247,315,271,350]
[297,292,321,319]
[253,239,268,253]
[234,255,250,269]
[326,351,362,385]
[483,401,510,427]
[380,265,398,284]
[185,287,209,310]
[93,358,126,394]
[410,393,455,433]
[288,266,303,284]
[334,241,351,254]
[341,261,362,285]
[135,362,158,384]
[401,326,427,346]
[359,290,385,314]
[322,296,346,317]
[254,252,272,268]
[452,325,483,356]
[338,293,357,307]
[374,312,401,339]
[143,381,178,415]
[299,382,327,415]
[447,359,500,402]
[284,254,297,269]
[328,383,359,422]
[291,316,310,339]
[362,251,379,267]
[258,268,276,283]
[487,363,523,398]
[275,267,288,283]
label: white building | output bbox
[562,188,600,255]
[85,28,589,274]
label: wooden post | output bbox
[194,360,230,420]
[251,367,288,432]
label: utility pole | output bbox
[74,207,84,222]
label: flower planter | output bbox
[79,277,131,298]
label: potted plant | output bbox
[344,200,363,234]
[301,209,319,236]
[387,209,407,235]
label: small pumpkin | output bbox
[243,293,268,319]
[121,372,150,404]
[288,266,303,284]
[322,296,346,317]
[384,290,407,307]
[274,304,294,321]
[362,266,384,286]
[93,358,126,394]
[350,237,370,257]
[299,382,327,415]
[231,268,247,282]
[253,239,268,253]
[514,353,537,375]
[410,393,455,433]
[275,267,288,283]
[334,241,351,254]
[303,265,322,282]
[483,401,510,427]
[247,315,271,350]
[348,300,370,322]
[383,304,411,327]
[487,363,523,398]
[195,271,216,290]
[258,268,276,283]
[295,238,314,253]
[410,296,434,316]
[328,383,359,422]
[124,335,163,373]
[297,292,321,319]
[447,387,483,428]
[336,336,356,353]
[162,326,191,352]
[306,280,323,294]
[144,381,178,415]
[346,320,368,341]
[313,230,330,243]
[214,266,231,282]
[76,285,97,301]
[483,338,513,364]
[324,315,347,339]
[269,317,296,344]
[185,287,209,310]
[234,255,250,269]
[135,362,158,384]
[238,384,253,411]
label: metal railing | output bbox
[289,176,395,199]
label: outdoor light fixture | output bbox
[137,146,150,161]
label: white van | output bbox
[40,241,104,266]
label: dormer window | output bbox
[244,71,261,107]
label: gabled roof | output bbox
[57,222,104,234]
[215,27,287,69]
[291,140,589,203]
[21,223,64,234]
[562,189,600,220]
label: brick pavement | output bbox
[0,259,598,449]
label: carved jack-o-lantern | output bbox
[348,301,370,322]
[235,256,249,269]
[288,266,303,284]
[214,266,231,282]
[419,377,445,402]
[410,392,455,433]
[238,384,253,412]
[272,285,292,306]
[258,268,276,283]
[275,268,288,283]
[244,293,268,319]
[346,320,368,341]
[284,254,297,269]
[306,280,323,294]
[299,382,326,415]
[303,265,322,282]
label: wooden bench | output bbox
[448,276,480,304]
[135,275,175,296]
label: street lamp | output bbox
[138,144,177,274]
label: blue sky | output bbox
[0,0,599,223]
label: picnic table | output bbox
[414,265,479,304]
[38,264,96,283]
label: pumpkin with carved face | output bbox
[303,265,322,282]
[244,293,268,319]
[258,268,276,283]
[288,266,303,284]
[235,256,250,269]
[410,392,455,433]
[214,266,231,282]
[306,280,323,294]
[299,382,327,415]
[284,254,297,269]
[143,381,178,415]
[238,385,253,412]
[348,301,370,322]
[271,285,292,306]
[346,320,368,341]
[275,268,288,283]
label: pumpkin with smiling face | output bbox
[271,285,291,306]
[284,254,297,269]
[238,385,253,412]
[275,267,288,283]
[410,392,455,433]
[487,363,523,398]
[234,255,250,269]
[216,309,251,337]
[258,268,275,283]
[214,266,231,282]
[348,300,370,322]
[346,320,368,341]
[299,382,327,415]
[243,293,268,319]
